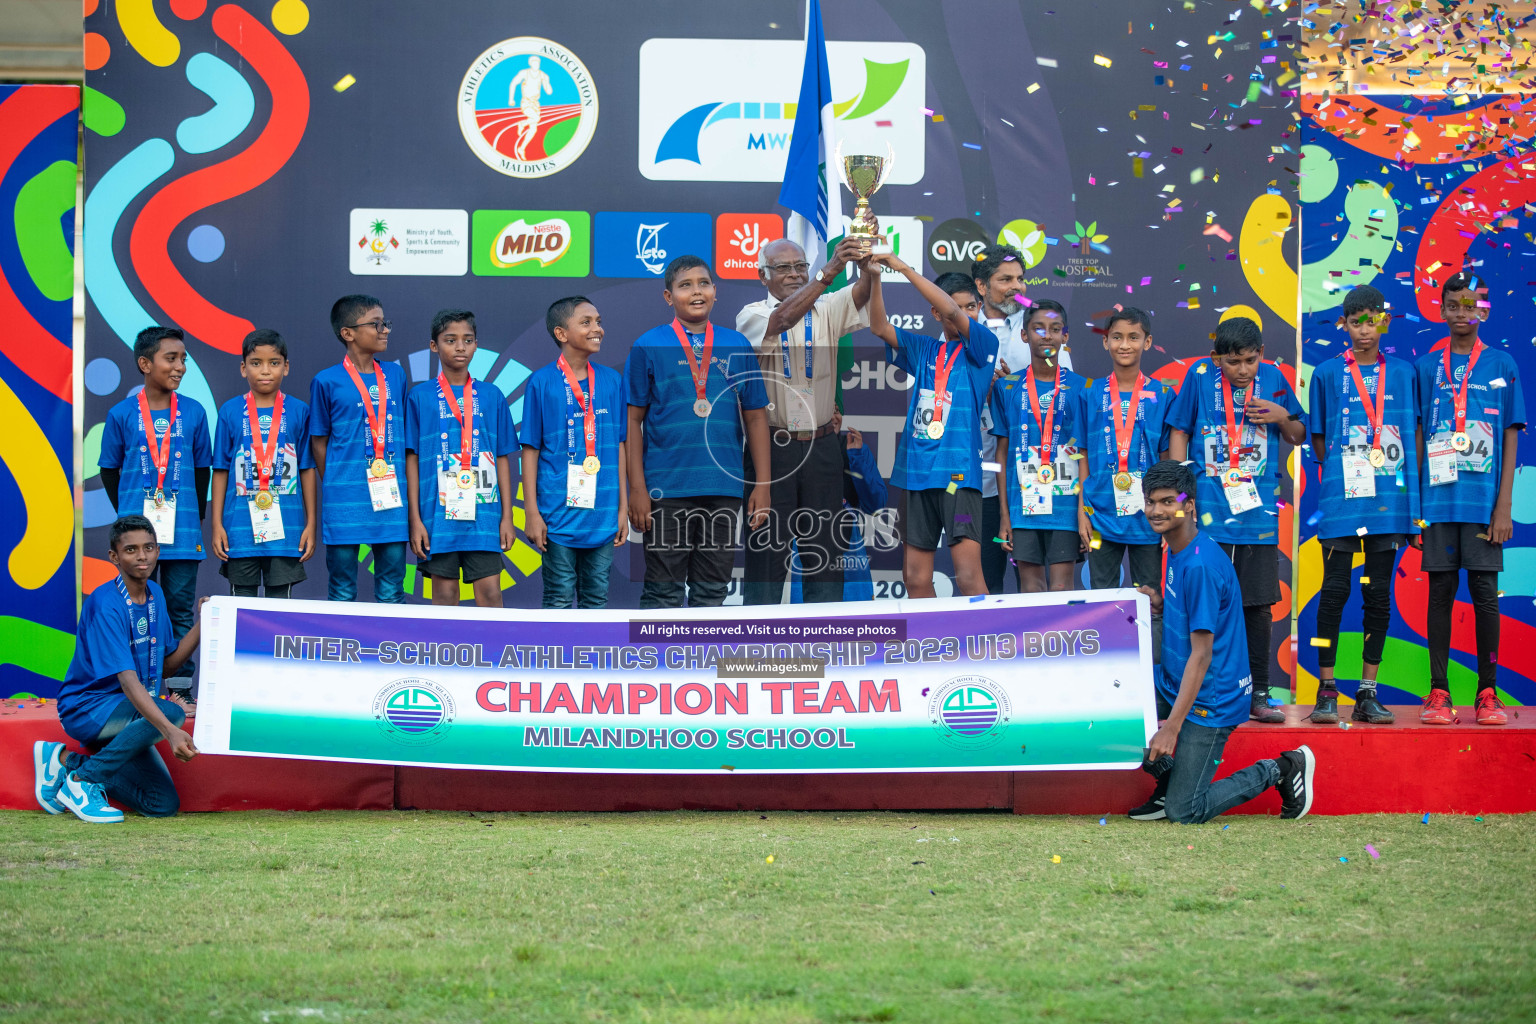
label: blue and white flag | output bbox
[777,0,842,275]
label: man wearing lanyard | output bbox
[969,245,1074,595]
[1414,272,1526,726]
[735,235,873,604]
[1306,285,1417,726]
[309,294,409,603]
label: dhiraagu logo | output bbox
[638,39,926,182]
[927,675,1011,750]
[373,678,456,746]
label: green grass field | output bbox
[2,810,1533,1023]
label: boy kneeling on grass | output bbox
[1128,461,1315,824]
[33,516,204,822]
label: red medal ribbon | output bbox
[1220,373,1248,474]
[670,318,714,404]
[1106,372,1144,475]
[1344,352,1387,455]
[557,356,597,460]
[930,339,963,432]
[1025,362,1061,466]
[245,391,284,494]
[1441,339,1483,434]
[436,372,476,471]
[343,358,389,463]
[137,390,178,495]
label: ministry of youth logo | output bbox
[459,37,598,179]
[928,675,1011,749]
[373,678,456,745]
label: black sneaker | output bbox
[1309,688,1340,724]
[1351,691,1396,724]
[1250,689,1285,724]
[1276,745,1315,820]
[1128,776,1169,820]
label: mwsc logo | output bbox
[373,678,457,746]
[458,37,598,179]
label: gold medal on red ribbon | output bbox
[369,457,389,478]
[1367,448,1386,468]
[457,468,475,489]
[927,420,945,440]
[1451,431,1470,452]
[1223,467,1244,487]
[254,490,274,510]
[153,487,167,508]
[1036,464,1055,485]
[1113,471,1133,491]
[583,455,601,475]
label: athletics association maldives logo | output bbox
[927,675,1011,750]
[373,678,457,746]
[458,37,598,179]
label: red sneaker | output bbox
[1419,689,1454,725]
[1475,692,1508,726]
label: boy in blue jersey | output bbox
[33,516,205,822]
[1167,316,1305,723]
[1415,272,1527,726]
[1128,462,1315,824]
[310,295,409,603]
[1079,307,1174,591]
[624,256,772,608]
[1306,285,1417,725]
[210,330,317,597]
[991,300,1089,593]
[790,427,889,602]
[522,297,629,608]
[405,310,517,608]
[98,326,211,701]
[867,254,997,597]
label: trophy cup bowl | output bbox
[836,142,894,254]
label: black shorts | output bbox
[1012,528,1082,567]
[421,549,504,583]
[905,486,984,550]
[220,555,306,587]
[1420,521,1504,572]
[1217,542,1280,607]
[1320,532,1407,555]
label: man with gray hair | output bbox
[735,235,874,604]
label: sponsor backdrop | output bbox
[76,2,1296,694]
[194,591,1155,773]
[1294,96,1536,709]
[0,84,79,699]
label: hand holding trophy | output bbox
[835,141,895,256]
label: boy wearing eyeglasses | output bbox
[1415,272,1526,726]
[309,294,409,602]
[1305,285,1417,725]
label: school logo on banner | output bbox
[592,212,713,278]
[472,210,591,277]
[637,39,926,183]
[927,675,1011,750]
[373,678,457,745]
[458,37,598,179]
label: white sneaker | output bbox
[56,772,124,823]
[33,740,66,814]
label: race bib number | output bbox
[1223,477,1261,515]
[1015,459,1053,515]
[233,444,300,497]
[1342,454,1376,499]
[248,494,285,543]
[1432,422,1494,473]
[1427,434,1460,487]
[366,467,402,512]
[1202,425,1267,479]
[1113,473,1145,517]
[143,494,176,544]
[566,463,596,508]
[436,453,496,521]
[911,388,949,440]
[785,384,817,433]
[1343,424,1404,474]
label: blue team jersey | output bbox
[1165,359,1302,545]
[213,393,314,559]
[1076,375,1176,544]
[988,366,1089,532]
[1159,533,1252,728]
[309,359,409,546]
[404,378,518,554]
[1306,353,1420,539]
[1416,342,1527,525]
[623,322,768,500]
[519,360,629,549]
[98,393,212,561]
[57,578,174,743]
[888,320,997,492]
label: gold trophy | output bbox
[836,141,894,254]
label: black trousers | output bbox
[1315,546,1396,670]
[640,496,739,609]
[981,494,1009,594]
[743,433,845,605]
[1428,570,1500,692]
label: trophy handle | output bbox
[876,143,896,189]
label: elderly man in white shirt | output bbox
[735,235,874,604]
[969,244,1072,594]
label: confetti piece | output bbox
[875,119,893,127]
[333,74,356,92]
[1222,825,1230,831]
[962,142,982,151]
[1339,856,1349,863]
[1094,54,1113,68]
[946,482,958,494]
[1050,855,1061,863]
[1036,56,1058,68]
[1027,82,1040,94]
[1365,844,1379,860]
[1099,818,1106,825]
[765,855,774,864]
[1421,813,1430,824]
[932,114,944,123]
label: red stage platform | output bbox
[3,702,1533,815]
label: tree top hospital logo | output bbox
[373,678,457,746]
[459,37,598,179]
[927,675,1011,750]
